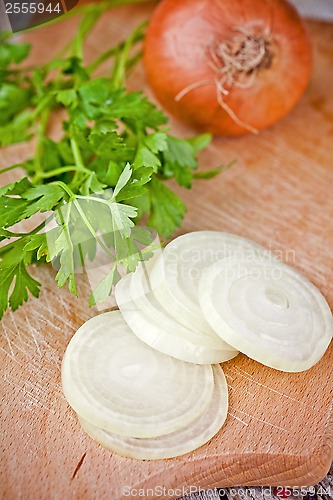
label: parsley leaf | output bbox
[0,40,30,70]
[161,134,211,188]
[0,239,41,318]
[0,8,228,319]
[0,84,32,125]
[0,183,65,228]
[148,178,187,238]
[9,262,41,312]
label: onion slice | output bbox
[199,256,333,372]
[61,311,214,437]
[130,260,236,350]
[77,364,228,460]
[149,231,269,333]
[116,273,238,364]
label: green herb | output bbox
[0,1,227,319]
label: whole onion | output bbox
[143,0,312,136]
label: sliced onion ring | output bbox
[77,364,228,460]
[149,231,270,333]
[130,260,228,349]
[116,273,238,364]
[199,256,333,372]
[62,311,214,437]
[130,262,233,350]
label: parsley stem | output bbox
[0,163,24,175]
[70,138,88,186]
[0,214,55,256]
[126,50,143,72]
[56,201,78,296]
[32,165,88,182]
[112,21,147,88]
[69,172,90,193]
[54,183,115,260]
[56,181,76,200]
[71,139,86,171]
[34,107,51,178]
[72,199,116,260]
[87,31,145,75]
[72,10,103,60]
[32,94,54,119]
[76,195,135,213]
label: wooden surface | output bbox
[1,5,333,499]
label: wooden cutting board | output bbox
[1,4,333,499]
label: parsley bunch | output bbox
[0,1,225,319]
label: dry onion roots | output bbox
[62,231,333,460]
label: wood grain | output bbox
[0,5,332,499]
